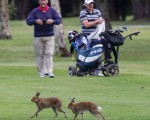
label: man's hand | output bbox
[36,19,43,25]
[46,19,54,24]
[96,18,105,24]
[36,19,54,25]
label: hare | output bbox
[68,97,105,120]
[30,92,67,118]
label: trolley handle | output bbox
[124,31,140,40]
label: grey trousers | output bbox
[34,36,54,74]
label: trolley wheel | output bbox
[77,70,84,77]
[101,66,108,76]
[106,64,119,76]
[102,70,108,76]
[68,66,77,76]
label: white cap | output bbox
[83,0,95,5]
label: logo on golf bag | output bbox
[90,48,103,55]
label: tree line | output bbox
[8,0,150,21]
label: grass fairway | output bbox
[0,19,150,120]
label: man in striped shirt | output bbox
[79,0,105,76]
[80,0,105,36]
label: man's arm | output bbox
[51,8,62,25]
[82,18,105,28]
[26,10,36,26]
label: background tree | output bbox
[60,0,82,17]
[12,0,30,19]
[131,0,150,20]
[107,0,118,21]
[50,0,70,57]
[0,0,12,39]
[107,0,131,21]
[8,0,150,21]
[10,0,39,19]
[95,0,112,29]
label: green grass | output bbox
[0,18,150,120]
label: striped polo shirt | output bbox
[79,9,102,35]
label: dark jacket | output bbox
[26,7,61,37]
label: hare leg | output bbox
[99,112,106,120]
[74,114,78,120]
[81,113,85,120]
[56,107,67,118]
[95,114,100,120]
[90,110,100,120]
[30,109,41,118]
[95,111,106,120]
[52,107,58,118]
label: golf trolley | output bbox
[68,27,140,77]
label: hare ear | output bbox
[71,97,75,103]
[36,92,40,97]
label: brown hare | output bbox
[68,97,105,120]
[30,92,67,118]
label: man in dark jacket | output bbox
[26,0,61,78]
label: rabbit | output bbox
[68,97,105,120]
[30,92,67,118]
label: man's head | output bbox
[39,0,48,8]
[83,0,95,5]
[83,0,95,11]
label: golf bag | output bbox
[68,27,140,77]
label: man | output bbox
[80,0,105,37]
[26,0,61,78]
